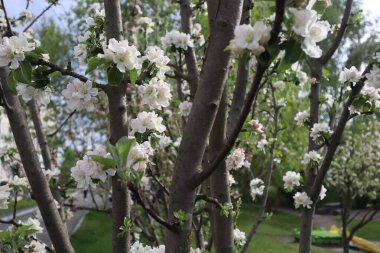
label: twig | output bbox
[23,0,59,32]
[47,110,76,137]
[0,0,13,36]
[147,168,169,195]
[64,203,111,214]
[321,0,353,65]
[127,182,178,231]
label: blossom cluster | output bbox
[233,228,247,246]
[310,123,332,143]
[16,83,51,106]
[161,30,194,50]
[0,34,35,69]
[289,8,331,58]
[294,111,309,126]
[230,21,271,54]
[250,178,265,201]
[71,147,116,189]
[62,79,98,111]
[282,171,301,191]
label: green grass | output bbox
[0,198,36,216]
[237,204,338,253]
[71,211,112,252]
[348,219,380,241]
[71,205,342,253]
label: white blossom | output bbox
[294,111,309,126]
[130,241,165,253]
[250,178,264,201]
[22,217,43,234]
[283,171,301,191]
[272,80,285,90]
[62,79,98,111]
[293,191,313,209]
[16,83,51,105]
[130,111,166,134]
[138,17,154,34]
[71,146,114,189]
[310,122,332,142]
[257,139,268,151]
[0,34,35,69]
[249,119,264,134]
[365,65,380,88]
[226,148,246,170]
[319,185,327,200]
[100,38,141,72]
[143,46,170,79]
[230,21,271,54]
[289,8,330,58]
[10,176,29,187]
[360,85,380,103]
[339,66,361,83]
[161,30,194,50]
[179,101,192,117]
[302,150,322,164]
[0,184,10,209]
[24,241,46,253]
[233,228,246,246]
[139,77,172,109]
[127,141,153,172]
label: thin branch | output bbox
[47,110,76,137]
[23,0,58,32]
[127,182,178,231]
[32,59,106,91]
[310,62,375,200]
[147,168,169,195]
[321,0,353,64]
[0,0,13,36]
[195,194,223,209]
[64,203,111,214]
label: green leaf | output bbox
[89,155,116,168]
[116,137,136,168]
[107,67,124,85]
[129,69,138,85]
[6,71,17,92]
[14,61,32,84]
[86,57,105,74]
[284,40,302,64]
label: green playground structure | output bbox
[293,225,380,253]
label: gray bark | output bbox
[179,0,199,98]
[164,0,243,251]
[103,1,131,252]
[0,67,74,253]
[209,89,234,253]
[299,63,321,253]
[227,0,252,132]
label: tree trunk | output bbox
[27,99,64,218]
[299,63,322,253]
[103,1,131,252]
[0,68,74,253]
[164,0,243,251]
[209,89,234,253]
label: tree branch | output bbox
[23,0,59,32]
[127,182,178,231]
[320,0,353,65]
[47,110,77,137]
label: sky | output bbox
[5,0,380,28]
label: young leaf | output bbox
[14,61,33,84]
[6,71,17,92]
[107,67,124,85]
[129,69,138,85]
[86,57,105,74]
